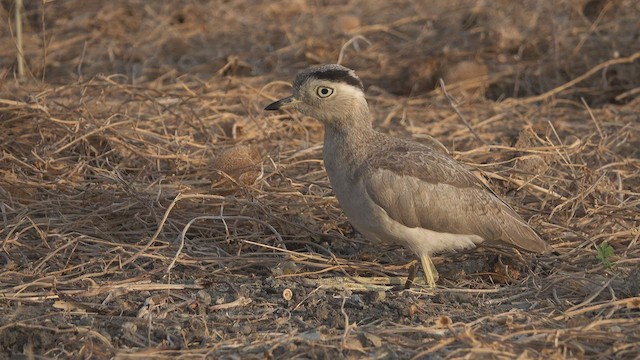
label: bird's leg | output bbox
[419,254,439,289]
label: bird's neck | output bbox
[323,112,375,149]
[322,115,377,175]
[322,100,374,141]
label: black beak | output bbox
[264,96,298,111]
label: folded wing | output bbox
[361,144,552,254]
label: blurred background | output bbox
[1,0,638,103]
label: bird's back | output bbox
[352,132,552,254]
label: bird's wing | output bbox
[360,144,552,253]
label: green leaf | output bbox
[596,241,614,268]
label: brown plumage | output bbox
[361,136,551,254]
[265,64,552,289]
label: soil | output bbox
[1,0,639,358]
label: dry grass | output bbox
[1,0,639,358]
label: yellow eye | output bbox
[316,86,334,98]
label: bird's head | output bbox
[265,64,369,126]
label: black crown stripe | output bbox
[312,69,363,91]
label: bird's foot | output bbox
[420,254,439,290]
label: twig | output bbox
[615,87,640,101]
[168,215,286,274]
[481,171,567,201]
[15,0,25,79]
[353,15,428,35]
[553,297,640,320]
[40,0,47,81]
[302,277,394,292]
[439,79,487,145]
[581,97,603,138]
[209,296,252,311]
[337,35,371,65]
[1,282,204,301]
[411,338,456,359]
[507,51,640,105]
[565,276,616,314]
[117,192,187,270]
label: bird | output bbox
[264,64,553,289]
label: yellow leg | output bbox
[420,254,439,290]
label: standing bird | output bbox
[265,64,552,289]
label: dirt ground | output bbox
[1,0,639,358]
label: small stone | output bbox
[280,261,299,275]
[196,290,212,306]
[372,291,386,303]
[122,322,137,333]
[609,326,621,333]
[408,304,418,316]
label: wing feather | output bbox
[360,142,552,253]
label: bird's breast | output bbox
[322,142,484,255]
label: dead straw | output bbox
[1,0,639,358]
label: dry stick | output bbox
[15,0,24,79]
[276,264,349,278]
[209,296,252,311]
[117,193,227,271]
[340,296,355,351]
[572,0,613,56]
[410,338,457,360]
[615,86,640,101]
[457,139,582,157]
[552,297,640,320]
[482,170,567,201]
[547,120,577,179]
[52,118,130,154]
[244,236,382,285]
[336,35,371,65]
[581,97,604,139]
[117,192,186,269]
[508,51,640,105]
[439,79,487,145]
[302,277,394,292]
[353,15,428,35]
[292,285,324,312]
[551,173,605,219]
[168,215,286,275]
[240,239,331,263]
[565,276,615,314]
[2,283,205,301]
[242,240,376,286]
[39,0,46,81]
